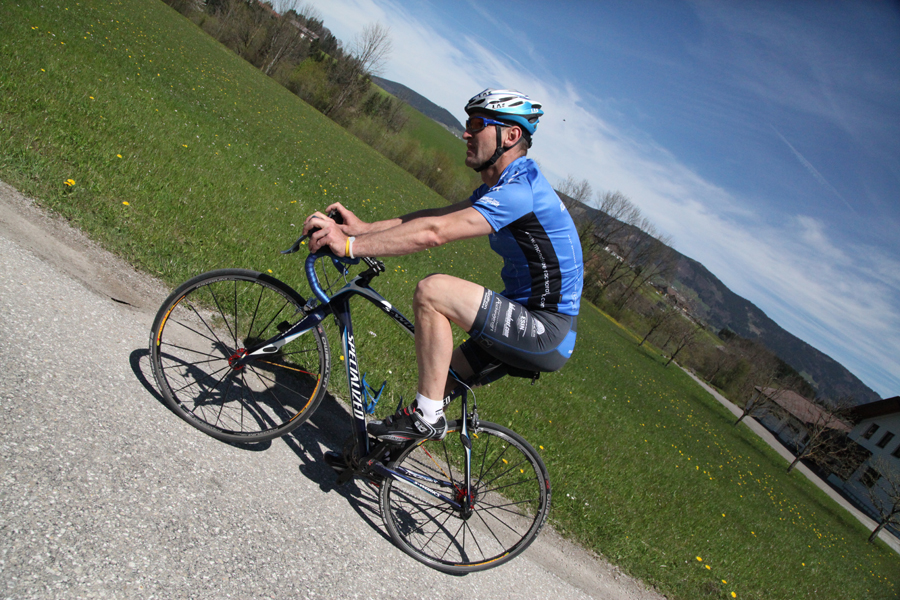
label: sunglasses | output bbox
[465,116,510,134]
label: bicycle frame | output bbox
[235,251,477,511]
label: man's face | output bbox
[463,113,499,169]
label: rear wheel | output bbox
[379,420,550,573]
[149,269,330,443]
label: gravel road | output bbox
[0,181,664,600]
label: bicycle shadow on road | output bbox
[129,348,273,451]
[129,347,390,543]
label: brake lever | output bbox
[281,235,307,255]
[281,209,344,255]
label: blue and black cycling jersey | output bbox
[469,157,583,316]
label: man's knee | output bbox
[413,274,452,310]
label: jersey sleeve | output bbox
[469,175,533,232]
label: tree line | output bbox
[162,0,479,202]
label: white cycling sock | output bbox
[415,393,444,424]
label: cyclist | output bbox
[303,89,583,442]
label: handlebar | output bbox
[304,251,360,304]
[281,209,384,305]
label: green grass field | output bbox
[402,104,467,158]
[2,2,898,598]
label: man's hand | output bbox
[302,211,348,256]
[325,202,371,236]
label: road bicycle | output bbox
[148,228,551,573]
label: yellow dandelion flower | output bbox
[731,593,736,598]
[122,201,129,206]
[705,565,711,570]
[267,269,273,273]
[696,556,703,562]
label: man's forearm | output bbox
[362,206,446,235]
[353,215,442,257]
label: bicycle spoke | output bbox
[204,286,238,349]
[167,313,229,351]
[159,341,222,362]
[245,280,265,341]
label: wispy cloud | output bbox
[770,125,858,214]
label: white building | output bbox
[832,396,900,538]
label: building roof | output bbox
[758,387,852,432]
[847,396,900,421]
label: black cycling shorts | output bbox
[460,288,577,374]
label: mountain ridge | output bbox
[372,76,464,135]
[564,197,881,405]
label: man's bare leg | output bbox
[412,274,483,402]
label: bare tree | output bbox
[639,302,678,347]
[325,22,392,117]
[557,175,593,205]
[353,22,392,77]
[861,456,900,543]
[593,191,643,250]
[598,218,663,296]
[663,319,703,367]
[259,1,313,75]
[733,351,782,426]
[230,1,269,61]
[785,398,853,473]
[613,236,676,309]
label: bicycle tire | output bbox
[379,420,551,573]
[149,269,331,443]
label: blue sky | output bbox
[287,0,900,399]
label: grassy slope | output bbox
[403,105,466,158]
[1,2,897,599]
[370,80,467,159]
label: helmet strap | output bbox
[474,125,512,173]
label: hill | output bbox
[372,76,464,135]
[564,198,881,405]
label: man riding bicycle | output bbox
[303,89,583,443]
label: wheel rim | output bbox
[152,274,326,440]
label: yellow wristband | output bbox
[345,237,350,257]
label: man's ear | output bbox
[504,125,524,149]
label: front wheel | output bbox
[149,269,331,443]
[379,420,550,573]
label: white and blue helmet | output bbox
[464,89,543,136]
[465,89,543,172]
